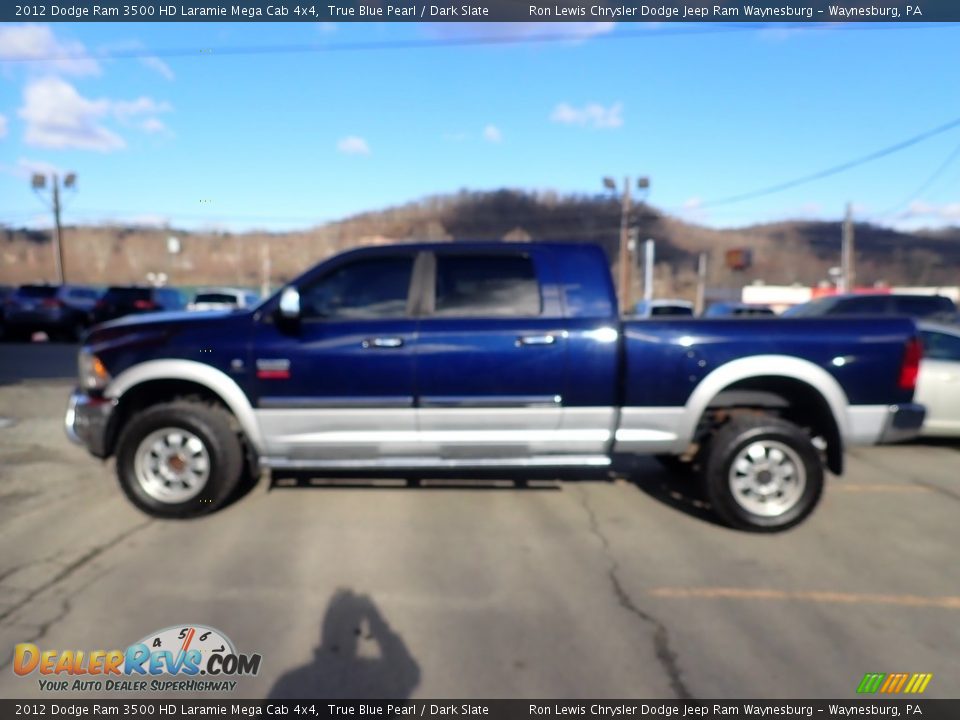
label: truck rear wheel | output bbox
[115,401,244,518]
[701,415,823,532]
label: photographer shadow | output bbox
[268,588,421,700]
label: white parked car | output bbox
[187,288,260,312]
[916,322,960,437]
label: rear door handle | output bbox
[516,334,556,347]
[362,337,404,349]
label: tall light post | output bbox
[31,172,77,284]
[603,175,650,313]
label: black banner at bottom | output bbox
[1,700,956,720]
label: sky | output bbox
[1,20,960,233]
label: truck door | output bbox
[413,249,568,460]
[251,252,419,464]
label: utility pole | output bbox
[51,175,64,284]
[643,239,655,303]
[841,202,855,293]
[261,242,272,297]
[31,172,75,284]
[695,251,708,315]
[618,177,632,311]
[603,175,650,313]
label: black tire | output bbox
[701,415,824,532]
[115,401,245,518]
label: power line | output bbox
[2,23,958,64]
[869,138,960,221]
[696,113,960,208]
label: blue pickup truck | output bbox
[66,242,924,531]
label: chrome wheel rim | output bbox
[134,427,211,503]
[728,439,806,517]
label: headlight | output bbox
[78,350,111,391]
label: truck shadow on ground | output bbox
[268,588,421,700]
[624,462,724,527]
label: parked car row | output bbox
[633,293,957,319]
[1,284,260,342]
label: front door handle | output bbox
[362,337,404,349]
[516,334,556,347]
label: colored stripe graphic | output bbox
[857,672,932,694]
[857,674,885,694]
[904,673,934,694]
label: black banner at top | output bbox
[2,700,960,719]
[4,0,960,22]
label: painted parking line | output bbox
[649,587,960,609]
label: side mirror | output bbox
[276,286,301,333]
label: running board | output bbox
[261,455,612,470]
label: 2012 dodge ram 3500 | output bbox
[66,242,925,530]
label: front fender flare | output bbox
[106,359,264,453]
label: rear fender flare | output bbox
[681,355,850,445]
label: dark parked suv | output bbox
[91,286,186,324]
[4,284,101,341]
[783,293,956,319]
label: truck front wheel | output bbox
[702,415,823,532]
[115,401,244,518]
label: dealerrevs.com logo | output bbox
[13,624,261,693]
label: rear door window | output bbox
[433,254,541,317]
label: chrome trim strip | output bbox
[262,455,612,470]
[259,396,414,409]
[271,429,611,444]
[419,395,562,408]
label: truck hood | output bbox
[84,309,253,354]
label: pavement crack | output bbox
[0,518,152,626]
[574,486,693,699]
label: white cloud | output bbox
[0,24,100,76]
[900,200,960,221]
[18,76,172,152]
[141,56,174,80]
[0,157,64,180]
[141,118,167,134]
[551,101,623,129]
[482,124,502,143]
[683,197,702,210]
[337,136,370,155]
[0,114,7,138]
[111,96,173,118]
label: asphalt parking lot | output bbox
[0,342,958,699]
